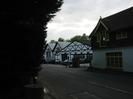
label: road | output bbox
[38,64,133,99]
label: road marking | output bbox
[69,91,102,99]
[85,92,103,99]
[88,81,133,95]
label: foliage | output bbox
[70,33,89,43]
[70,35,81,42]
[0,0,63,97]
[80,33,89,43]
[50,34,89,43]
[58,37,65,42]
[50,40,57,43]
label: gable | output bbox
[58,42,71,49]
[53,42,71,54]
[45,45,52,52]
[90,19,108,37]
[90,7,133,38]
[53,43,61,53]
[49,43,56,51]
[44,42,56,53]
[62,41,90,53]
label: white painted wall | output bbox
[123,47,133,72]
[92,47,133,72]
[92,50,106,69]
[44,51,53,62]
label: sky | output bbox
[46,0,133,42]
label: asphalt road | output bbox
[38,64,133,99]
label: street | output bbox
[38,64,133,99]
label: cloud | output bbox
[46,0,133,42]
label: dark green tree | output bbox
[70,35,81,42]
[80,33,89,43]
[70,33,89,43]
[58,37,65,42]
[50,40,56,43]
[0,0,63,98]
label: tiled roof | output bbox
[48,42,56,50]
[58,42,71,49]
[102,7,133,32]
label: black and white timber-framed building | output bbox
[44,41,92,64]
[55,41,92,63]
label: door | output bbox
[62,53,68,61]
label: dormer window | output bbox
[116,32,127,40]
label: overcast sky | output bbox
[46,0,133,42]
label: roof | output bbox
[61,41,91,51]
[90,7,133,37]
[102,7,133,32]
[48,42,56,50]
[57,42,71,49]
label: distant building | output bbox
[89,7,133,72]
[44,42,70,63]
[53,42,71,63]
[44,41,92,64]
[44,42,56,63]
[55,41,92,63]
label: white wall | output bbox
[123,47,133,72]
[92,47,133,72]
[92,50,107,69]
[44,51,53,62]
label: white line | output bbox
[88,81,133,95]
[82,91,102,99]
[70,91,102,99]
[88,93,103,99]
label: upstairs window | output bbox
[116,32,127,40]
[101,31,109,41]
[96,32,101,43]
[96,31,109,47]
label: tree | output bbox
[50,40,56,43]
[80,33,89,43]
[70,33,89,43]
[70,35,81,42]
[0,0,63,98]
[58,37,65,42]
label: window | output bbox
[79,54,85,59]
[102,31,109,41]
[116,32,127,40]
[96,31,109,47]
[46,52,51,58]
[96,32,100,43]
[74,54,85,59]
[106,52,122,68]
